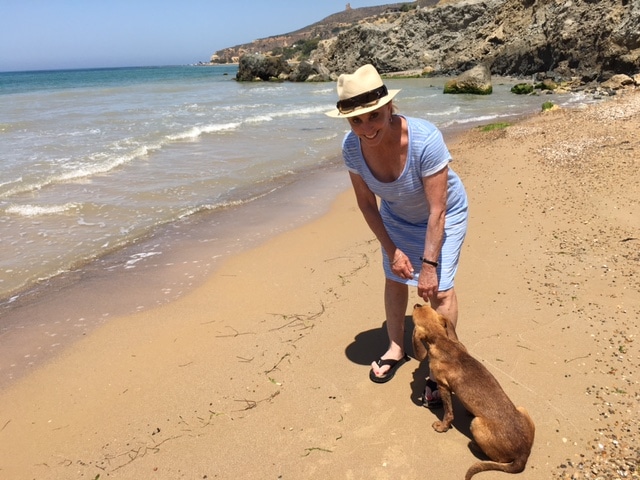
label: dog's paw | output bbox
[432,420,451,433]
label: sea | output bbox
[0,65,596,385]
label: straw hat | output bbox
[325,64,401,118]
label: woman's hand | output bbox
[417,266,438,301]
[390,249,414,280]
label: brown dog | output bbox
[412,303,535,479]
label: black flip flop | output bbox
[369,355,410,384]
[421,377,443,408]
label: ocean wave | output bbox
[312,87,334,95]
[401,93,440,102]
[312,132,339,142]
[440,114,505,128]
[0,120,245,200]
[56,128,102,137]
[60,143,165,182]
[254,105,330,120]
[245,115,273,124]
[166,122,240,141]
[249,85,287,94]
[177,187,281,220]
[425,105,461,117]
[287,105,331,116]
[0,177,23,189]
[0,144,160,199]
[241,105,328,124]
[5,202,79,217]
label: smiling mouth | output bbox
[364,132,378,140]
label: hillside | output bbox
[212,0,640,83]
[209,2,428,63]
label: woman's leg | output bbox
[431,287,458,330]
[371,279,409,377]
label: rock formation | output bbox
[235,54,291,82]
[232,0,640,85]
[443,64,493,94]
[311,0,640,81]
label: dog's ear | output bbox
[411,304,429,361]
[412,328,428,361]
[440,314,460,342]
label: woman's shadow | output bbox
[344,315,427,406]
[344,315,473,441]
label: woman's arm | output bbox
[418,166,448,299]
[348,171,415,279]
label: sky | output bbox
[0,0,403,72]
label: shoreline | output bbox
[0,97,492,390]
[0,89,638,479]
[0,69,602,310]
[0,159,349,390]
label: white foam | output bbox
[441,114,504,128]
[5,203,78,217]
[0,145,161,199]
[425,105,461,117]
[124,251,162,268]
[245,115,273,124]
[167,122,240,141]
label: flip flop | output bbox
[421,377,443,408]
[369,355,410,384]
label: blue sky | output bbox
[0,1,402,72]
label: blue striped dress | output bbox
[342,116,468,290]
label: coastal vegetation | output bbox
[478,122,511,132]
[511,83,535,95]
[271,39,320,61]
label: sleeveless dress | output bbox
[342,116,468,290]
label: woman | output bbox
[326,64,468,407]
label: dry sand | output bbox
[0,89,638,480]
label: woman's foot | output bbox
[421,377,443,408]
[369,354,410,383]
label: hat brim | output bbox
[325,89,401,118]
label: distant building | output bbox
[346,3,351,10]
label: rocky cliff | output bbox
[217,0,639,83]
[312,0,640,81]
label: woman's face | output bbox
[346,103,392,147]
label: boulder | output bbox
[422,66,436,76]
[444,64,493,95]
[288,61,333,82]
[236,54,291,82]
[537,78,558,91]
[601,73,635,89]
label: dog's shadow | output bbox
[344,315,476,449]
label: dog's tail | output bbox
[464,456,528,480]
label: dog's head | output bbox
[412,304,461,360]
[412,303,450,361]
[412,303,448,340]
[412,304,464,363]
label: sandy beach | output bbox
[1,88,638,479]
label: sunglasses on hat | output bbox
[336,85,389,114]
